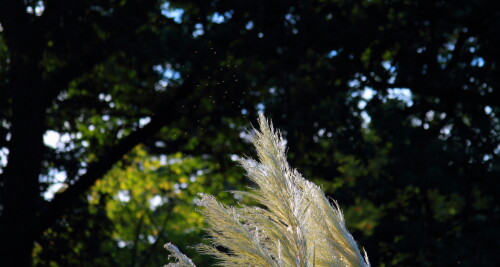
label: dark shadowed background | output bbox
[0,0,499,266]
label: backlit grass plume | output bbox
[165,114,370,266]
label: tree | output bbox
[0,0,247,265]
[1,0,499,266]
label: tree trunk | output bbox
[0,58,45,266]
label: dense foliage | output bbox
[0,0,498,266]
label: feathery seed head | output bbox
[166,114,370,267]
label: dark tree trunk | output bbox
[0,2,46,265]
[0,53,45,267]
[0,2,191,265]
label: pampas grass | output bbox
[165,115,369,267]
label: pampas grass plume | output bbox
[166,115,369,267]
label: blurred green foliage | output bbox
[34,146,246,266]
[0,0,499,266]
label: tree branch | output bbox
[35,82,193,239]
